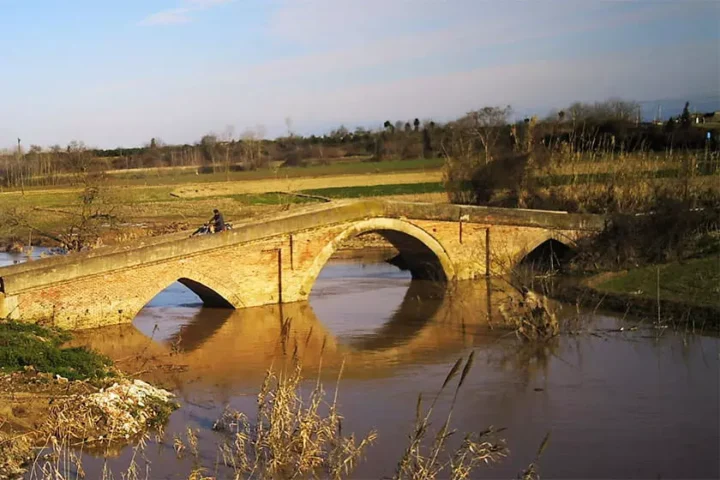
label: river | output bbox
[3,250,719,478]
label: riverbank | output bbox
[554,256,720,329]
[0,321,177,477]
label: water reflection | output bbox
[67,259,719,479]
[73,275,527,392]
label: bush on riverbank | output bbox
[572,200,719,272]
[0,321,113,381]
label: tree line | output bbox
[1,98,716,189]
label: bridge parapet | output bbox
[383,201,607,231]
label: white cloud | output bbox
[138,0,232,26]
[138,8,192,26]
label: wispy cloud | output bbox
[233,0,688,85]
[138,8,192,26]
[138,0,232,26]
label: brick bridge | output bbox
[0,200,605,329]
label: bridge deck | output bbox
[0,200,605,295]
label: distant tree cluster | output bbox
[1,98,716,189]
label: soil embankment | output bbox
[553,256,720,329]
[0,321,177,477]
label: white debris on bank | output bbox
[54,379,177,441]
[87,379,175,436]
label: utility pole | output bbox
[17,137,25,196]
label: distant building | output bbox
[691,111,720,124]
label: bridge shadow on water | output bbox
[162,279,448,355]
[75,281,533,394]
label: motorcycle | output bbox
[191,222,233,237]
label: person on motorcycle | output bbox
[210,209,226,233]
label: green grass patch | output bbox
[596,256,720,308]
[0,321,113,381]
[302,182,445,198]
[222,192,321,205]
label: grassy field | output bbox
[0,163,446,246]
[92,158,446,188]
[0,183,448,247]
[0,157,445,193]
[169,170,443,198]
[595,256,720,308]
[303,181,444,198]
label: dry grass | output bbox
[0,378,176,480]
[534,148,718,213]
[542,146,687,178]
[497,287,559,343]
[212,360,376,479]
[0,428,34,478]
[441,129,720,215]
[394,352,508,480]
[2,353,524,479]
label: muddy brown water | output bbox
[2,250,719,479]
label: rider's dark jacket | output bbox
[212,212,225,231]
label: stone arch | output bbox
[177,278,235,308]
[515,231,577,269]
[130,272,238,321]
[300,218,456,297]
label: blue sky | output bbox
[0,0,718,148]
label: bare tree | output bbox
[566,99,640,123]
[222,125,235,180]
[200,134,218,167]
[285,117,295,137]
[5,142,118,252]
[240,126,267,170]
[461,106,512,163]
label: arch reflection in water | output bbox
[73,276,532,391]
